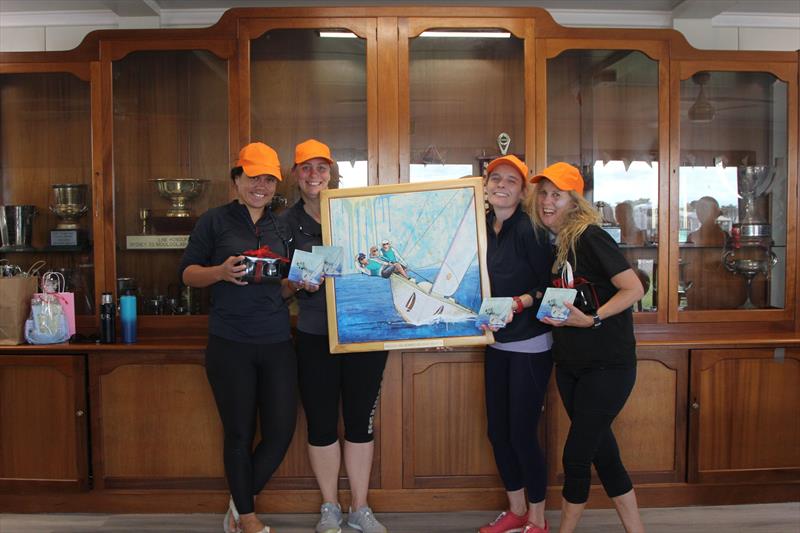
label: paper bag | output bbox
[0,276,39,345]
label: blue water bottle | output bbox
[120,294,137,344]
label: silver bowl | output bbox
[149,178,210,217]
[50,184,89,229]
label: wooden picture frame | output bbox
[321,177,494,353]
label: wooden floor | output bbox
[0,503,798,532]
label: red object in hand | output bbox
[512,296,524,314]
[241,245,289,263]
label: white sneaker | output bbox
[347,505,387,533]
[316,502,343,533]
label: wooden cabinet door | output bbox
[0,354,88,490]
[689,347,800,483]
[547,348,689,485]
[401,350,501,489]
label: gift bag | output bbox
[35,271,76,336]
[25,272,71,345]
[0,275,39,345]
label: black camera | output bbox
[239,255,287,284]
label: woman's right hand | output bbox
[220,255,247,285]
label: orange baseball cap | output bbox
[295,139,333,165]
[485,154,529,180]
[531,162,584,195]
[236,142,282,181]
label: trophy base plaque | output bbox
[50,228,88,247]
[151,215,198,234]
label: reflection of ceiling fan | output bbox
[685,71,773,124]
[688,72,715,123]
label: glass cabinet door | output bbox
[547,49,662,315]
[405,28,525,183]
[113,50,230,316]
[249,27,370,199]
[0,71,95,317]
[677,70,789,315]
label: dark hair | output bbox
[231,166,243,182]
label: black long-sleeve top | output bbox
[179,200,294,344]
[486,205,554,343]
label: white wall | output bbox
[0,6,798,53]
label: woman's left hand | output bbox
[539,300,593,328]
[293,276,324,293]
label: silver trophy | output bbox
[49,184,89,246]
[497,133,511,156]
[149,178,209,217]
[722,165,778,308]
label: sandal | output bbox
[223,496,241,533]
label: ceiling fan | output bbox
[685,71,774,124]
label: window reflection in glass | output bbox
[547,50,659,313]
[250,29,368,195]
[678,71,787,311]
[409,30,524,182]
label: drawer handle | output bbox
[691,402,700,410]
[76,410,85,417]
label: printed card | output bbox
[312,245,344,276]
[476,297,514,329]
[536,287,577,321]
[288,249,325,285]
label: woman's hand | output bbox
[479,310,514,332]
[289,276,323,293]
[220,255,247,285]
[539,300,593,328]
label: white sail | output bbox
[431,197,477,297]
[390,275,476,326]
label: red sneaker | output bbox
[478,510,528,533]
[522,520,549,533]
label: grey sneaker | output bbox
[347,505,387,533]
[316,502,343,533]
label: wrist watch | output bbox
[592,314,602,328]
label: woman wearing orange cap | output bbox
[180,142,298,533]
[531,162,645,533]
[478,154,554,533]
[281,139,389,533]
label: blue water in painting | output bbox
[335,265,483,343]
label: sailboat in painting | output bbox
[389,197,478,326]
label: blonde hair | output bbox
[529,180,601,274]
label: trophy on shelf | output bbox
[126,178,209,250]
[721,165,778,309]
[49,183,89,247]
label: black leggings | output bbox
[296,331,388,446]
[484,346,553,503]
[205,335,298,515]
[556,363,636,504]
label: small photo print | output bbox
[476,297,514,329]
[288,249,325,285]
[536,287,577,321]
[312,245,344,277]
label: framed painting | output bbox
[320,177,494,353]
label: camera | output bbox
[239,255,287,284]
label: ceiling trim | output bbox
[547,9,674,28]
[0,10,119,28]
[712,12,800,29]
[159,8,225,27]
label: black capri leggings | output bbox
[556,363,636,504]
[205,335,298,515]
[296,331,388,446]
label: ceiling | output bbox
[1,0,798,17]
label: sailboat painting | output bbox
[321,178,493,353]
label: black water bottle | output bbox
[100,292,116,343]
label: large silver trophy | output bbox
[49,184,89,247]
[149,178,209,217]
[722,165,777,309]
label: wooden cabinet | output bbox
[689,347,800,483]
[0,5,798,512]
[0,354,88,491]
[88,349,381,491]
[401,350,500,489]
[546,348,689,486]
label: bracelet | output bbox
[512,296,524,314]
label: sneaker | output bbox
[347,505,388,533]
[316,502,343,533]
[521,521,549,533]
[478,510,528,533]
